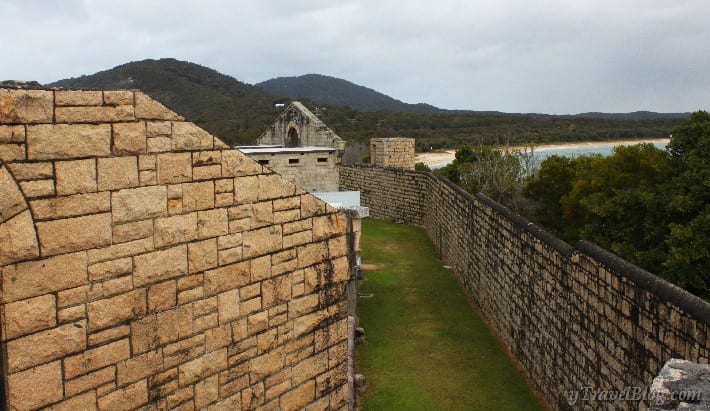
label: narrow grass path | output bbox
[357,219,546,410]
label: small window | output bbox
[258,159,269,165]
[317,157,328,163]
[288,158,300,164]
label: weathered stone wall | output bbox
[369,138,415,169]
[0,88,352,410]
[340,164,710,410]
[244,150,340,192]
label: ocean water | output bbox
[533,140,669,162]
[424,140,670,169]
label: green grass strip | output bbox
[357,218,546,410]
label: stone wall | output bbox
[369,138,415,169]
[340,164,710,410]
[0,88,352,410]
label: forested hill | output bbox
[47,58,285,145]
[257,74,442,113]
[47,58,689,159]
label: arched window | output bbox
[286,128,300,147]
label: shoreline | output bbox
[415,138,671,168]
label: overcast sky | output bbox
[2,0,708,114]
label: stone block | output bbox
[104,90,134,106]
[205,324,231,352]
[301,194,325,217]
[148,280,177,313]
[133,245,188,287]
[195,375,219,409]
[88,257,133,281]
[146,121,172,137]
[97,156,139,191]
[58,305,86,323]
[218,247,242,266]
[313,214,346,241]
[27,124,111,159]
[138,154,156,170]
[259,173,295,200]
[65,366,115,397]
[55,158,97,195]
[251,255,272,281]
[36,212,112,256]
[197,208,229,239]
[215,178,233,193]
[0,143,25,160]
[2,251,87,303]
[280,380,316,411]
[55,90,103,106]
[222,149,262,177]
[183,181,215,212]
[135,92,182,120]
[0,89,53,124]
[147,136,173,152]
[262,275,293,308]
[64,338,131,379]
[157,152,192,183]
[112,122,146,154]
[178,348,228,386]
[193,164,222,180]
[0,211,39,265]
[112,185,167,223]
[188,238,218,273]
[7,161,53,180]
[113,219,153,243]
[88,289,147,331]
[55,105,135,123]
[30,192,110,220]
[154,212,198,248]
[44,391,97,411]
[116,349,163,386]
[249,349,284,379]
[0,165,27,221]
[172,121,213,150]
[218,289,240,324]
[19,179,54,197]
[234,175,259,204]
[243,225,282,258]
[97,379,148,411]
[0,124,25,143]
[274,196,300,211]
[288,294,320,318]
[6,360,63,410]
[6,321,87,372]
[3,294,56,340]
[88,237,153,264]
[204,261,250,296]
[297,242,328,268]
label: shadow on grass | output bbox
[356,219,546,411]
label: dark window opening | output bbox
[258,159,269,165]
[317,157,328,163]
[289,158,300,164]
[286,128,300,148]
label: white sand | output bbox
[415,139,670,169]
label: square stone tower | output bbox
[369,138,415,169]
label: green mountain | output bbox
[257,74,442,113]
[47,58,285,145]
[47,58,688,162]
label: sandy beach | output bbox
[415,138,670,169]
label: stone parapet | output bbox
[340,164,710,411]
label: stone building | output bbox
[0,87,355,410]
[240,102,346,192]
[369,138,415,169]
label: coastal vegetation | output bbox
[437,112,710,300]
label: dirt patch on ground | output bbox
[360,263,380,270]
